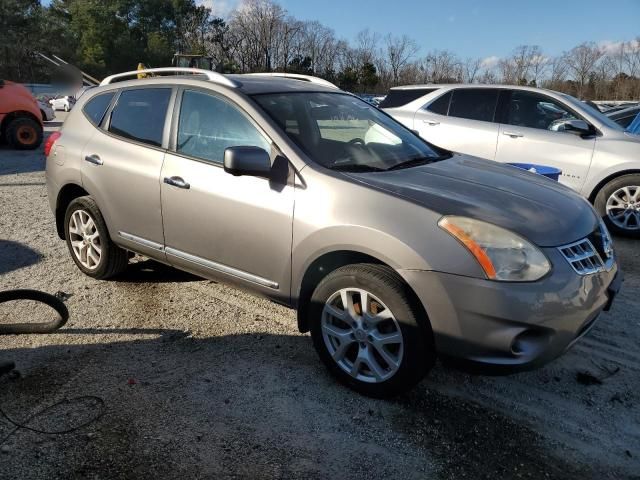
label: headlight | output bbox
[438,216,551,282]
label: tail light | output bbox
[44,131,61,157]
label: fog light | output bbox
[510,329,550,357]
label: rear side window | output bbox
[108,88,171,147]
[425,91,451,115]
[83,92,115,126]
[448,89,499,122]
[379,88,438,109]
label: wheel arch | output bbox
[55,183,90,239]
[295,249,427,334]
[588,169,640,203]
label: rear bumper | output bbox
[400,249,620,371]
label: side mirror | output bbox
[549,119,592,136]
[224,146,271,178]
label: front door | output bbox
[160,88,294,301]
[494,90,596,191]
[414,88,501,160]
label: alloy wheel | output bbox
[321,288,404,383]
[606,185,640,231]
[68,209,102,270]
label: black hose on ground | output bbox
[0,289,68,334]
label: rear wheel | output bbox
[595,174,640,237]
[309,264,435,397]
[6,116,43,150]
[64,196,129,279]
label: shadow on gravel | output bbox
[0,328,605,480]
[0,240,42,275]
[114,259,201,284]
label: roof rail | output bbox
[246,72,339,89]
[100,68,239,88]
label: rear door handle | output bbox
[422,120,440,126]
[163,176,190,189]
[503,131,523,138]
[84,154,103,165]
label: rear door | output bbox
[414,88,500,160]
[494,90,596,191]
[160,88,294,301]
[81,87,173,256]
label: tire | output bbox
[64,196,129,279]
[6,116,43,150]
[309,263,435,398]
[594,174,640,238]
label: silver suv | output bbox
[382,84,640,236]
[46,69,621,397]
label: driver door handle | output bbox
[503,131,524,138]
[163,176,190,189]
[422,120,440,126]
[84,154,103,165]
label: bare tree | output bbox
[423,50,461,83]
[462,57,482,83]
[564,42,604,98]
[355,29,380,66]
[384,34,418,86]
[546,55,568,90]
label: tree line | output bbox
[2,0,639,100]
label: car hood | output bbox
[346,154,598,247]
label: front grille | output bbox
[558,238,606,275]
[559,222,615,276]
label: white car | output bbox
[382,84,640,236]
[49,95,75,112]
[37,100,55,121]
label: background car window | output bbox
[108,88,171,147]
[177,90,270,164]
[448,89,499,122]
[507,91,578,130]
[379,88,438,108]
[83,92,115,126]
[425,91,451,115]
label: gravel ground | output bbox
[0,114,639,479]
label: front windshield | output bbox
[252,92,446,171]
[561,94,625,131]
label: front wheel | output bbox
[595,174,640,237]
[309,264,435,397]
[64,196,129,279]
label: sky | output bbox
[41,0,640,61]
[210,0,640,61]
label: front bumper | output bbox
[401,248,621,371]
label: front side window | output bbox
[448,89,499,122]
[253,92,446,172]
[108,88,171,147]
[506,91,579,131]
[176,90,270,164]
[83,91,115,126]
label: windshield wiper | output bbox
[329,164,385,173]
[386,156,436,171]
